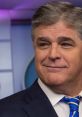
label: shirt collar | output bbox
[38,79,82,106]
[38,79,64,106]
[79,91,82,97]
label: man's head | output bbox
[32,1,82,95]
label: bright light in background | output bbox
[0,0,82,20]
[0,10,10,20]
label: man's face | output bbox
[33,21,82,87]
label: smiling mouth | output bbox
[43,65,67,72]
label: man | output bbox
[0,1,82,117]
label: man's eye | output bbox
[61,42,73,48]
[37,42,50,49]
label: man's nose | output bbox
[48,44,61,60]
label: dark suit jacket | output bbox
[0,80,58,117]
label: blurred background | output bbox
[0,0,82,99]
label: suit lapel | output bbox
[26,99,58,117]
[24,81,58,117]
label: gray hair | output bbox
[32,1,82,39]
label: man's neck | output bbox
[38,78,82,97]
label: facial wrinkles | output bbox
[33,21,80,42]
[34,22,82,70]
[40,40,68,69]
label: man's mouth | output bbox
[43,65,67,72]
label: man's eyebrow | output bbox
[57,36,74,42]
[37,37,50,42]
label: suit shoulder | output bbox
[0,87,32,105]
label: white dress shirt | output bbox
[38,79,82,117]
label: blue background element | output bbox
[25,58,38,88]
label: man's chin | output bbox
[44,80,66,87]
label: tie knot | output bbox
[62,96,81,111]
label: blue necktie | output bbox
[62,96,81,117]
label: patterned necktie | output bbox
[62,96,81,117]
